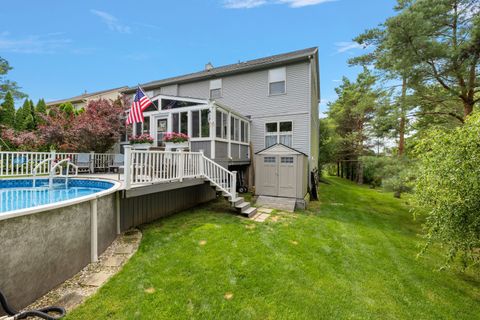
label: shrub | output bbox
[414,111,480,268]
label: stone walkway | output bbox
[27,229,142,313]
[250,207,273,222]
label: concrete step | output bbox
[235,201,250,211]
[242,207,257,218]
[232,197,244,206]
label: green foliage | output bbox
[318,118,338,173]
[14,99,33,131]
[361,156,415,196]
[414,111,480,268]
[0,91,16,127]
[59,102,75,116]
[0,56,26,100]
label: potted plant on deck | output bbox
[129,134,154,150]
[164,132,190,151]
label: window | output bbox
[241,122,245,143]
[268,67,286,95]
[265,121,292,148]
[201,110,210,137]
[234,118,240,141]
[216,110,222,138]
[215,110,228,139]
[161,99,197,110]
[192,111,200,138]
[281,157,294,164]
[180,112,188,134]
[210,79,222,99]
[264,156,276,163]
[172,113,179,133]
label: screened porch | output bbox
[123,94,251,167]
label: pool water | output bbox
[0,179,114,213]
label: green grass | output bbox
[67,177,480,319]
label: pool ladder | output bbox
[32,158,79,188]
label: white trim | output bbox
[264,120,293,148]
[268,67,287,96]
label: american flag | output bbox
[126,87,153,125]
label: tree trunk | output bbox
[337,162,340,177]
[464,100,474,120]
[357,161,363,185]
[398,77,407,157]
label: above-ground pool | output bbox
[0,177,120,311]
[0,178,115,214]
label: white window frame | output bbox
[268,67,286,96]
[210,79,222,99]
[264,120,293,148]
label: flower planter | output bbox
[164,141,189,151]
[131,143,153,150]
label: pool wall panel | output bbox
[0,193,116,312]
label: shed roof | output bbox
[255,144,307,156]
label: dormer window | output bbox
[210,79,222,99]
[268,67,286,95]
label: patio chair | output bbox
[109,154,124,173]
[76,153,91,173]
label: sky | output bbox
[0,0,397,114]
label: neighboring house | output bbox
[122,47,320,201]
[47,86,128,110]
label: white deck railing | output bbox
[124,146,237,200]
[0,148,238,200]
[0,151,116,177]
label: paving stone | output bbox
[55,291,85,310]
[103,256,124,267]
[256,196,296,212]
[258,208,273,214]
[255,213,270,222]
[82,272,112,287]
[114,245,135,255]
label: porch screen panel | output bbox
[192,111,200,138]
[216,111,222,138]
[234,119,240,141]
[180,112,188,134]
[201,110,209,137]
[172,113,179,133]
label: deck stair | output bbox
[204,158,256,218]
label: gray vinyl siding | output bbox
[175,62,311,157]
[179,81,209,99]
[191,141,211,156]
[158,84,179,96]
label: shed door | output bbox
[261,156,278,196]
[278,156,296,197]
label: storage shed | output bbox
[254,144,308,204]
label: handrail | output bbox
[32,157,54,176]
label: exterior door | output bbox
[278,156,296,197]
[261,156,278,196]
[155,118,168,147]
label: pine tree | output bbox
[35,99,47,114]
[15,99,30,131]
[0,91,16,127]
[35,98,47,125]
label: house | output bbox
[47,86,128,110]
[122,47,320,205]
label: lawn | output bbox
[67,177,480,319]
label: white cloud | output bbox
[91,9,131,34]
[223,0,335,9]
[334,41,363,53]
[0,32,72,54]
[279,0,336,8]
[223,0,266,8]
